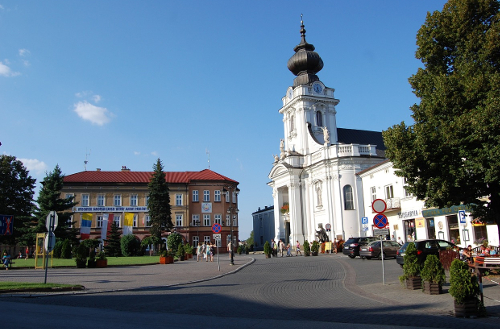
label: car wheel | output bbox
[348,254,355,259]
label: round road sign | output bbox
[373,213,388,229]
[372,199,387,213]
[212,223,221,234]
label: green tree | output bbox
[120,234,140,256]
[104,222,122,257]
[246,230,254,250]
[26,165,79,246]
[383,0,500,236]
[167,232,183,254]
[0,155,36,245]
[147,159,172,244]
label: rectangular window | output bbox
[385,185,394,199]
[114,195,122,206]
[133,214,138,227]
[203,190,210,202]
[192,214,200,226]
[226,214,231,226]
[176,194,183,206]
[192,190,199,202]
[204,236,211,244]
[214,190,221,202]
[97,194,105,206]
[130,194,138,206]
[203,214,210,226]
[232,191,236,203]
[96,215,103,228]
[81,194,89,207]
[232,215,237,226]
[114,215,121,228]
[370,187,376,202]
[214,214,222,224]
[225,191,229,202]
[65,193,74,200]
[145,215,151,227]
[193,236,199,247]
[176,214,183,227]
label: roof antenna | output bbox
[84,148,91,171]
[206,148,210,170]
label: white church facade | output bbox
[268,21,387,245]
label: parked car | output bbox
[396,239,456,266]
[359,240,401,259]
[343,237,376,258]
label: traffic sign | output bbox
[373,228,390,236]
[325,223,331,232]
[373,213,388,229]
[361,217,369,225]
[213,234,221,240]
[0,215,14,235]
[458,210,466,224]
[372,199,387,213]
[46,211,58,232]
[212,223,221,234]
[45,232,56,252]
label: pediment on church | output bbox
[268,163,293,179]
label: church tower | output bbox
[269,18,386,246]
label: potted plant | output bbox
[449,259,480,317]
[177,243,185,261]
[399,242,422,290]
[311,241,319,256]
[303,240,311,256]
[87,248,97,268]
[184,243,193,259]
[237,245,243,255]
[96,251,108,268]
[264,241,271,258]
[159,249,173,264]
[280,202,289,215]
[74,243,88,268]
[420,254,445,294]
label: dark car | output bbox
[396,239,456,266]
[343,237,376,258]
[359,240,401,259]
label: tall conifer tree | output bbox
[147,159,172,244]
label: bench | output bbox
[469,256,500,275]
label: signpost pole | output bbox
[44,212,54,284]
[381,235,385,285]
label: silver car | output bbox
[359,240,401,259]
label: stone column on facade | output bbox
[288,180,304,245]
[272,187,283,242]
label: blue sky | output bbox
[1,1,448,240]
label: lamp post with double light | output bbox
[223,186,238,266]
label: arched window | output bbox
[316,111,323,127]
[290,114,295,131]
[343,185,354,210]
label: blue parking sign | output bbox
[458,210,466,224]
[361,217,368,225]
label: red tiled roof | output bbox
[63,169,238,184]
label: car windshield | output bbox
[345,238,357,245]
[399,242,410,253]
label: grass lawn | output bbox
[9,255,160,268]
[0,281,84,292]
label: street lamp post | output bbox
[223,186,236,266]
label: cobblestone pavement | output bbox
[1,253,500,329]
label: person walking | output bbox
[206,242,211,262]
[196,242,203,262]
[209,243,215,262]
[272,240,277,257]
[286,243,292,257]
[227,241,233,260]
[279,239,284,257]
[296,240,302,256]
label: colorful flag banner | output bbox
[123,213,134,235]
[80,213,92,240]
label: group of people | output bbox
[461,244,498,263]
[196,242,216,262]
[269,239,303,257]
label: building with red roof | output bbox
[61,166,239,252]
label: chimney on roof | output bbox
[96,168,101,171]
[121,166,130,171]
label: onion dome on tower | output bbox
[287,17,324,87]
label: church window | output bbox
[316,111,323,126]
[343,185,354,210]
[290,114,295,131]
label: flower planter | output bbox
[423,281,442,295]
[454,298,477,318]
[96,259,107,268]
[76,259,87,268]
[406,276,422,290]
[87,260,97,268]
[160,256,173,264]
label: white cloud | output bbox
[19,158,48,175]
[92,95,101,103]
[134,151,140,156]
[19,49,30,57]
[74,101,113,125]
[0,60,20,77]
[151,151,158,156]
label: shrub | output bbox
[53,240,63,258]
[176,243,185,258]
[167,233,183,255]
[61,239,72,259]
[311,241,320,255]
[303,240,311,256]
[263,241,271,257]
[421,254,445,285]
[399,242,421,283]
[120,234,141,256]
[449,259,479,304]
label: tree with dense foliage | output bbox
[383,0,500,236]
[120,234,141,256]
[104,222,122,257]
[147,159,172,243]
[25,165,79,246]
[0,155,36,245]
[246,230,254,250]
